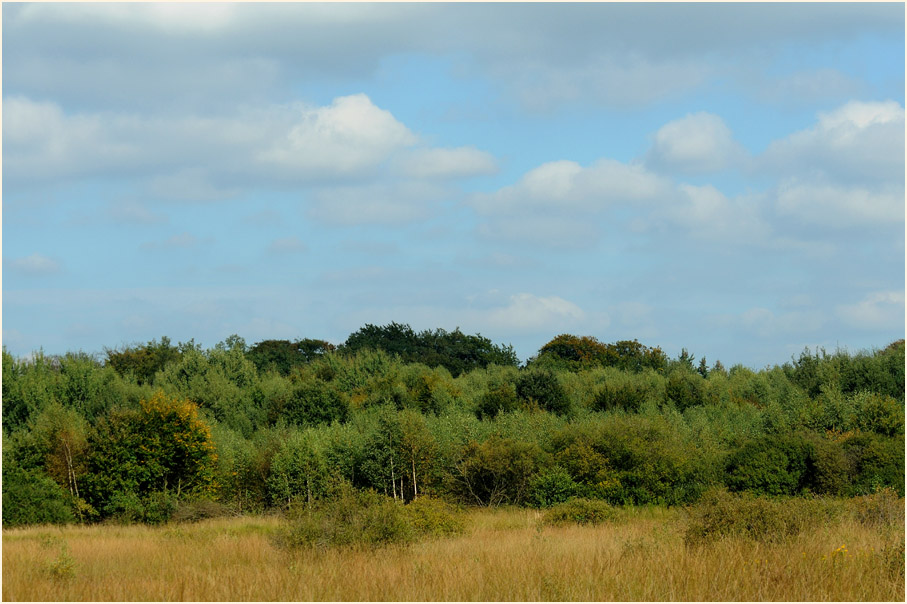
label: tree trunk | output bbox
[411,454,418,499]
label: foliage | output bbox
[279,481,413,550]
[684,488,845,545]
[534,334,668,373]
[2,465,75,527]
[725,434,813,496]
[529,466,579,507]
[82,391,217,517]
[104,336,183,385]
[246,338,335,375]
[516,368,571,415]
[341,322,518,377]
[541,497,616,526]
[449,436,541,506]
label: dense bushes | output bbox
[684,488,846,545]
[2,333,904,527]
[278,481,463,550]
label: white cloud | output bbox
[257,94,417,180]
[646,112,746,174]
[837,291,905,331]
[395,146,498,180]
[498,54,711,112]
[476,214,600,250]
[471,158,669,214]
[148,168,240,202]
[668,184,773,243]
[5,253,63,276]
[483,293,587,333]
[776,179,905,227]
[761,100,905,185]
[717,307,827,339]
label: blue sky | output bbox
[3,2,905,368]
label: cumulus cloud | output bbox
[471,158,670,215]
[667,184,773,243]
[837,291,905,331]
[775,179,905,227]
[5,253,63,276]
[482,293,587,333]
[761,100,904,185]
[257,94,417,180]
[646,112,747,174]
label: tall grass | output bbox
[3,502,903,601]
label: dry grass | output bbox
[3,505,904,601]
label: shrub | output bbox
[542,498,616,526]
[516,369,571,416]
[171,499,231,523]
[281,483,414,550]
[475,382,520,420]
[401,496,465,538]
[725,435,813,496]
[590,380,648,413]
[852,391,904,437]
[449,436,542,506]
[529,467,579,508]
[282,379,349,427]
[1,466,75,527]
[279,482,462,550]
[664,370,706,411]
[684,488,844,546]
[850,487,905,528]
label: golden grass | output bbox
[3,506,904,601]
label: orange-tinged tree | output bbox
[84,391,218,516]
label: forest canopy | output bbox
[2,324,904,527]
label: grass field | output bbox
[3,504,904,601]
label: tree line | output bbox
[2,324,903,526]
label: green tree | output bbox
[83,391,217,518]
[516,369,571,415]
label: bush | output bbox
[281,483,413,550]
[475,382,520,420]
[684,488,844,546]
[401,496,465,538]
[1,466,75,527]
[171,499,230,523]
[725,435,813,496]
[449,436,541,506]
[529,467,579,508]
[279,483,463,550]
[542,498,616,526]
[282,379,349,427]
[850,487,905,528]
[590,380,648,413]
[516,369,571,416]
[664,370,706,411]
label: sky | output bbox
[2,2,905,368]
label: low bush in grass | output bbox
[541,497,616,526]
[278,482,463,550]
[171,499,231,523]
[849,487,904,528]
[684,488,845,546]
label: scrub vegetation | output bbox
[2,325,904,600]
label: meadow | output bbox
[3,498,904,602]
